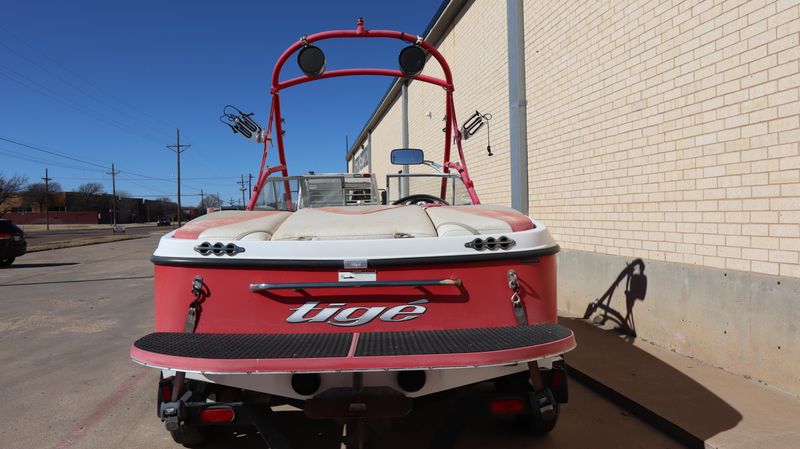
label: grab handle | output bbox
[250,278,461,292]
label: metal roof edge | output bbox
[345,0,470,161]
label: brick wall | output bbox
[354,0,513,205]
[356,96,403,186]
[524,0,800,278]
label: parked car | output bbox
[0,219,26,267]
[157,217,171,226]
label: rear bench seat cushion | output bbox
[271,205,437,240]
[173,211,292,241]
[423,205,534,236]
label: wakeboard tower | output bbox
[131,18,576,448]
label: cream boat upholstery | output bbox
[271,205,437,241]
[424,205,535,236]
[173,205,533,241]
[173,210,292,241]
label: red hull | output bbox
[153,255,558,334]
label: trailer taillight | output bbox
[550,370,563,388]
[199,407,235,423]
[160,384,172,402]
[489,398,525,414]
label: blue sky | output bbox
[0,0,441,206]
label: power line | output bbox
[0,135,202,185]
[1,134,240,201]
[0,64,166,145]
[0,147,107,173]
[0,135,108,169]
[0,24,178,134]
[0,31,173,141]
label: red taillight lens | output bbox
[199,407,235,423]
[551,371,563,388]
[0,233,11,239]
[160,384,172,402]
[489,398,525,414]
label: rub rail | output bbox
[250,278,461,292]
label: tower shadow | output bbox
[582,258,646,338]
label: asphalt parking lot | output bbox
[0,236,680,449]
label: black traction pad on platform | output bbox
[355,324,572,357]
[134,332,352,359]
[134,324,572,360]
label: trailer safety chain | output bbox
[507,269,527,325]
[172,276,209,404]
[184,275,206,334]
[507,270,549,397]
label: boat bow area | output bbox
[152,204,559,265]
[173,204,534,242]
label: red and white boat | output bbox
[131,19,576,447]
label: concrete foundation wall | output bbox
[5,211,98,225]
[559,248,800,396]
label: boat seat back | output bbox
[173,210,292,240]
[271,205,437,240]
[424,205,534,236]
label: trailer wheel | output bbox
[169,425,208,447]
[516,388,559,435]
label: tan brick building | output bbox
[347,0,800,396]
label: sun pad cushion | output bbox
[270,205,437,241]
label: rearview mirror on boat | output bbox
[391,148,425,165]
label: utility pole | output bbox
[238,175,247,209]
[166,128,191,226]
[248,173,253,200]
[200,188,205,213]
[107,163,120,226]
[42,169,52,231]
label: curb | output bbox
[27,234,153,253]
[567,364,704,449]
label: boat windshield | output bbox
[386,173,472,205]
[254,175,380,210]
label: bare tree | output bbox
[24,182,63,212]
[68,182,105,211]
[76,182,104,196]
[156,196,172,217]
[0,174,28,216]
[199,193,221,209]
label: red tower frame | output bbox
[247,18,480,210]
